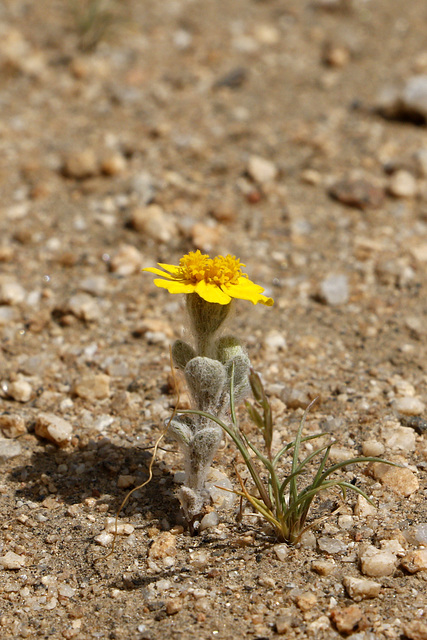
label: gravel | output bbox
[0,1,425,639]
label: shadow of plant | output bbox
[8,438,181,524]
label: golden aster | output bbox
[143,250,274,306]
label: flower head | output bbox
[143,250,274,306]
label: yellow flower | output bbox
[143,250,274,306]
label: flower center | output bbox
[178,251,245,286]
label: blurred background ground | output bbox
[0,1,426,639]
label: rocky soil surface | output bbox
[0,0,426,639]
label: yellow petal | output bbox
[153,279,196,294]
[157,263,182,276]
[142,267,177,280]
[223,277,274,306]
[194,280,231,305]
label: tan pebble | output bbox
[67,293,101,322]
[63,149,98,179]
[0,551,26,570]
[400,549,427,573]
[6,380,32,403]
[403,620,427,640]
[410,242,427,263]
[274,544,290,561]
[354,495,376,518]
[386,426,416,452]
[389,170,417,198]
[330,605,363,635]
[191,223,222,252]
[362,439,385,457]
[35,412,73,446]
[0,245,14,261]
[0,281,26,305]
[131,204,177,243]
[328,445,358,463]
[117,475,135,489]
[101,153,126,176]
[394,396,426,416]
[295,592,317,611]
[343,576,381,600]
[247,154,278,184]
[135,318,174,338]
[109,244,143,276]
[359,544,397,577]
[73,374,111,401]
[210,202,236,223]
[275,614,293,635]
[368,462,419,497]
[165,599,182,615]
[311,559,336,576]
[94,532,114,547]
[104,518,134,535]
[148,532,176,561]
[324,45,350,68]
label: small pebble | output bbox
[329,178,385,210]
[394,396,426,416]
[274,544,290,562]
[148,532,177,562]
[117,475,135,489]
[342,576,381,600]
[79,276,107,296]
[35,412,73,446]
[0,414,26,438]
[320,274,349,306]
[73,374,111,401]
[189,550,210,569]
[191,223,222,252]
[104,518,134,535]
[0,437,22,461]
[131,204,177,244]
[330,605,363,635]
[247,155,278,184]
[7,379,32,402]
[403,620,427,640]
[0,281,26,305]
[402,74,427,119]
[0,551,26,569]
[353,495,376,518]
[94,531,114,547]
[67,293,101,322]
[295,592,317,611]
[311,559,335,575]
[263,331,287,351]
[400,549,427,573]
[199,511,220,531]
[101,153,126,176]
[58,583,76,598]
[362,440,385,457]
[275,612,293,635]
[388,170,417,198]
[165,599,182,615]
[281,387,311,410]
[359,544,397,577]
[368,462,419,496]
[410,243,427,263]
[109,244,143,276]
[63,149,98,179]
[318,537,347,555]
[386,426,416,452]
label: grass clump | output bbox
[69,0,124,51]
[179,368,393,544]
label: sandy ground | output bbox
[0,1,426,638]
